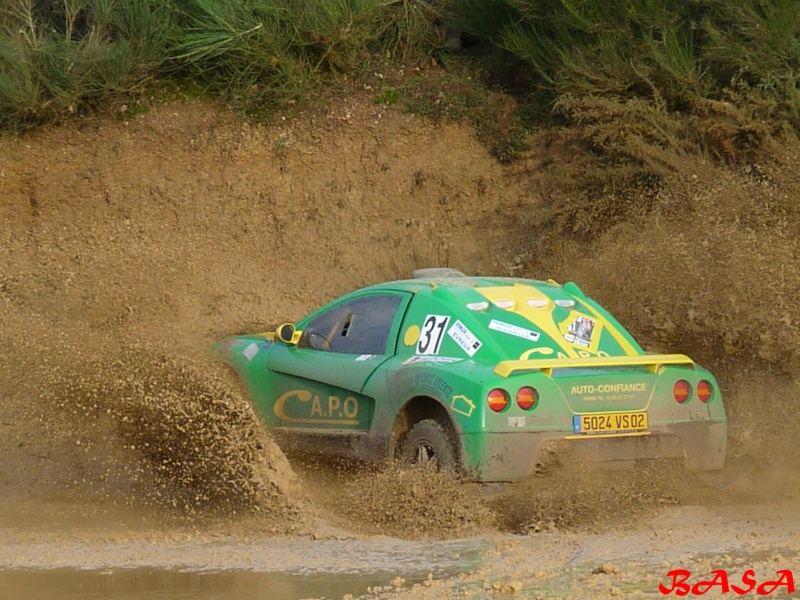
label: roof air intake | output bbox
[411,268,467,279]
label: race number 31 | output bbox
[416,315,450,355]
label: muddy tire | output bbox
[398,419,458,473]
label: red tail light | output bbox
[673,380,692,403]
[697,380,714,403]
[487,388,509,412]
[516,386,537,410]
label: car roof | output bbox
[343,274,643,361]
[358,275,560,296]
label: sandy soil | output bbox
[1,96,799,599]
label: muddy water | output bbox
[0,536,486,600]
[0,569,382,600]
[3,494,799,599]
[0,536,487,575]
[0,542,485,600]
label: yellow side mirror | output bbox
[276,323,297,345]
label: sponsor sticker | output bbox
[274,389,361,426]
[451,394,476,417]
[242,342,259,361]
[447,319,482,357]
[355,354,375,362]
[564,315,596,348]
[489,319,540,342]
[508,416,526,428]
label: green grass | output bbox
[374,87,399,105]
[450,0,799,107]
[0,0,447,127]
[0,0,172,128]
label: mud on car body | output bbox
[215,269,726,481]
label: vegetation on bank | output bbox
[4,0,799,203]
[0,0,445,127]
[449,0,800,240]
[2,1,799,130]
[2,0,798,180]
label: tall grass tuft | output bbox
[448,0,800,118]
[702,0,800,122]
[170,0,381,108]
[379,0,446,61]
[0,0,448,128]
[448,0,714,105]
[0,0,173,128]
[170,0,444,112]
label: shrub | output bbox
[447,1,800,108]
[0,0,173,127]
[0,0,446,127]
[171,0,445,112]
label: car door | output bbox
[267,291,411,432]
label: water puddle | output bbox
[0,537,488,599]
[0,568,389,600]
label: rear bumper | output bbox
[461,421,727,482]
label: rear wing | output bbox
[494,354,695,377]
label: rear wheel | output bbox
[398,419,458,473]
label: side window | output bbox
[299,295,404,355]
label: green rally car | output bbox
[215,269,726,481]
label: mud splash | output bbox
[492,462,683,535]
[1,325,303,525]
[333,465,495,539]
[0,96,519,522]
[45,345,300,514]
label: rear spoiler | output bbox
[494,354,695,377]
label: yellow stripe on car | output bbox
[476,284,581,358]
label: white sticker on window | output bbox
[489,319,541,342]
[416,314,450,355]
[242,342,259,361]
[355,354,375,362]
[447,319,482,357]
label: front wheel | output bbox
[397,419,458,473]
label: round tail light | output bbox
[516,386,537,410]
[697,380,714,403]
[673,380,692,403]
[487,388,509,412]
